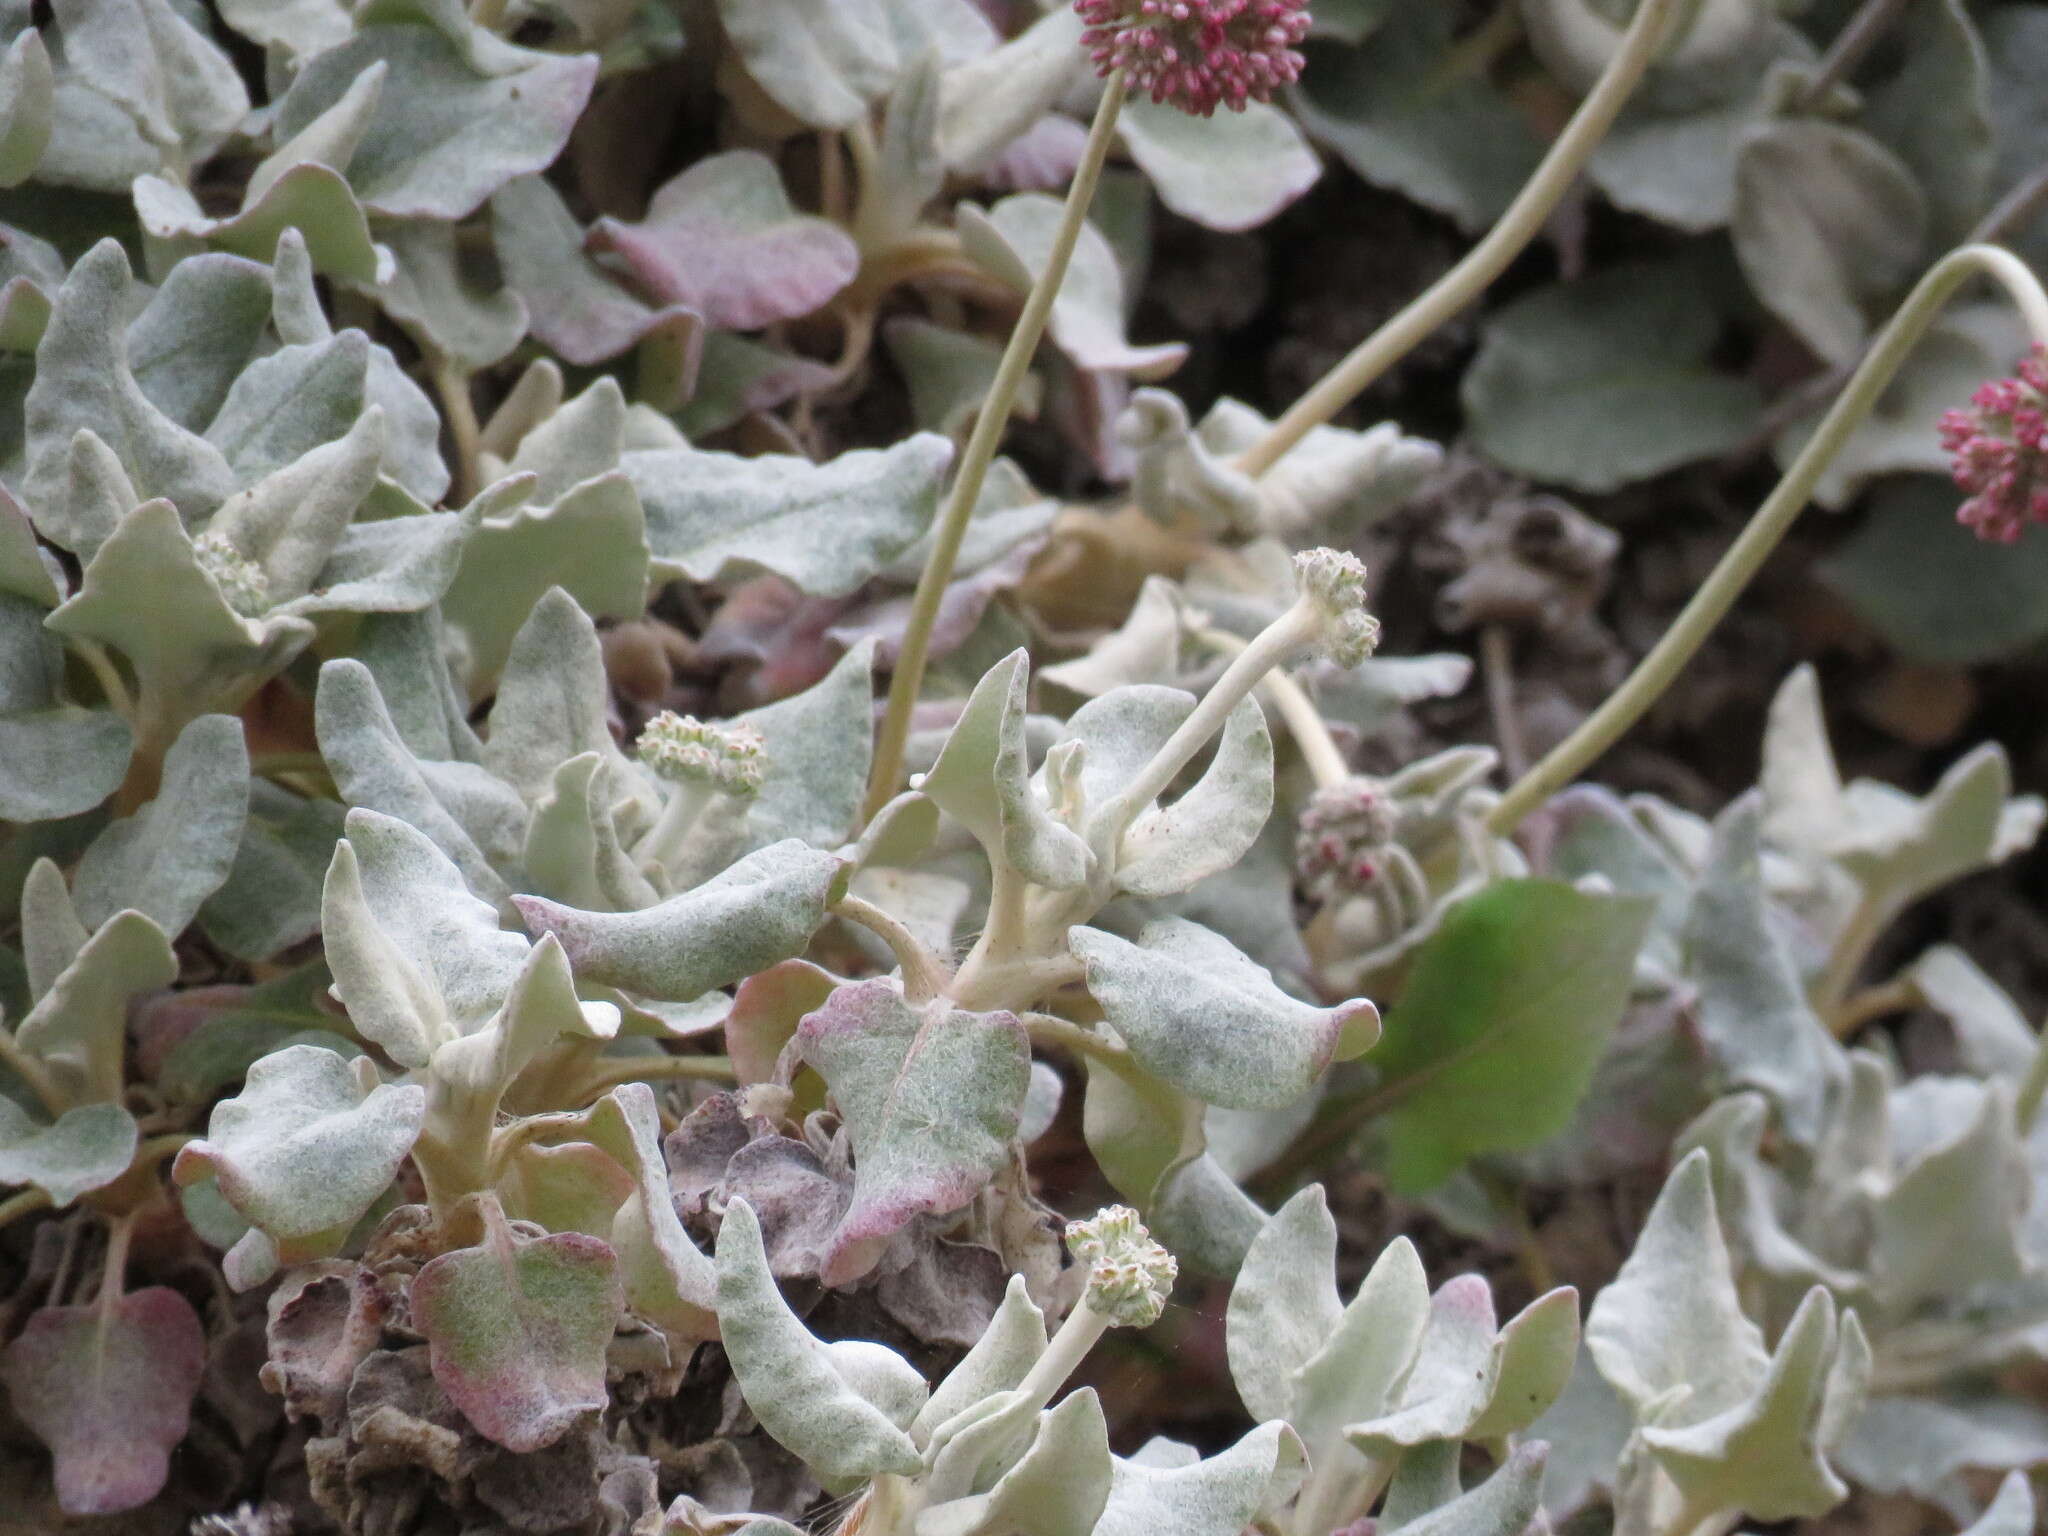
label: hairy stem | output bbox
[1488,244,2048,836]
[1196,626,1349,789]
[431,354,483,508]
[1013,1297,1115,1414]
[863,71,1132,823]
[833,894,950,1002]
[1236,0,1687,478]
[577,1053,736,1101]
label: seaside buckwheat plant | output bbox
[0,0,2044,1532]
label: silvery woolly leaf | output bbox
[885,316,1039,439]
[588,151,860,332]
[370,219,526,370]
[124,253,270,435]
[514,840,846,1002]
[491,173,701,372]
[1363,879,1649,1193]
[1117,98,1318,233]
[316,659,525,904]
[73,713,247,937]
[0,223,59,357]
[1290,8,1541,234]
[441,473,650,690]
[1638,1287,1864,1523]
[1382,1442,1549,1536]
[726,959,837,1088]
[204,407,385,607]
[1837,1395,2048,1514]
[936,6,1086,174]
[795,976,1030,1286]
[1148,1148,1266,1279]
[1093,1420,1306,1536]
[1730,117,1927,368]
[321,807,528,1070]
[199,785,348,962]
[523,754,660,913]
[204,329,369,486]
[132,164,385,288]
[730,638,879,856]
[1071,918,1377,1112]
[713,0,899,128]
[273,0,597,220]
[1871,1079,2027,1314]
[627,433,952,598]
[14,904,177,1109]
[172,1043,426,1264]
[410,1193,620,1453]
[575,1083,719,1343]
[216,0,350,55]
[23,240,236,530]
[0,1096,135,1206]
[51,0,248,170]
[1040,577,1188,699]
[0,30,51,188]
[1586,1149,1768,1424]
[1962,1473,2038,1536]
[1194,397,1443,543]
[1862,0,1994,247]
[714,1197,924,1484]
[1344,1277,1579,1449]
[484,585,643,810]
[920,1388,1115,1536]
[673,331,834,439]
[354,608,482,764]
[1225,1187,1346,1424]
[0,594,129,822]
[958,195,1186,379]
[913,1273,1046,1440]
[1459,260,1762,494]
[1834,746,2044,922]
[1910,944,2037,1080]
[1683,796,1845,1146]
[0,1286,206,1516]
[282,499,476,620]
[920,649,1093,890]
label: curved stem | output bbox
[833,893,950,1002]
[1237,0,1687,477]
[0,1185,50,1233]
[431,354,482,508]
[863,71,1132,824]
[577,1053,736,1101]
[1488,244,2048,836]
[1195,626,1349,789]
[0,1020,67,1119]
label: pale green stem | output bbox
[431,354,482,508]
[635,779,713,874]
[1237,0,1688,478]
[0,1019,66,1118]
[74,640,133,720]
[1012,1298,1115,1413]
[2017,1016,2048,1136]
[0,1186,50,1233]
[97,1209,134,1313]
[1489,244,2048,836]
[863,71,1132,823]
[1196,626,1349,789]
[577,1053,736,1100]
[833,894,950,1002]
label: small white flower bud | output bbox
[636,712,767,798]
[193,529,271,618]
[1292,547,1381,668]
[1066,1204,1176,1328]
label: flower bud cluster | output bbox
[1295,775,1397,899]
[1067,1205,1177,1327]
[1075,0,1311,117]
[193,529,271,617]
[1293,546,1381,668]
[636,712,767,798]
[1940,346,2048,543]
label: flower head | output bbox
[1067,1205,1177,1327]
[1940,345,2048,543]
[1296,775,1397,899]
[636,712,767,798]
[1076,0,1311,117]
[193,529,271,618]
[1293,546,1381,667]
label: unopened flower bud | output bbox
[1296,775,1396,898]
[1940,345,2048,543]
[193,529,271,617]
[1067,1204,1176,1327]
[1075,0,1311,118]
[1293,547,1380,667]
[636,712,767,798]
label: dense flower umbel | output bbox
[1294,547,1381,667]
[193,530,271,618]
[1067,1205,1177,1327]
[1075,0,1311,117]
[1296,776,1397,899]
[1939,345,2048,543]
[636,712,767,797]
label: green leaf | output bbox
[1071,918,1378,1111]
[627,434,951,598]
[1366,879,1651,1193]
[0,595,130,823]
[1461,260,1763,493]
[173,1043,424,1265]
[204,330,370,486]
[133,164,386,287]
[0,1286,206,1515]
[1093,1421,1307,1536]
[923,1389,1116,1536]
[713,0,900,128]
[372,218,526,369]
[1224,1185,1345,1424]
[484,585,645,809]
[48,0,249,184]
[913,1273,1046,1439]
[73,713,248,937]
[273,0,598,220]
[714,1197,925,1483]
[574,1082,719,1343]
[0,1097,136,1206]
[513,839,846,1001]
[1117,99,1319,233]
[795,976,1031,1285]
[1863,0,1995,246]
[410,1193,621,1452]
[124,252,270,433]
[1383,1443,1549,1536]
[587,151,860,331]
[729,639,879,855]
[0,30,50,189]
[14,906,178,1110]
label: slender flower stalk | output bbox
[1012,1206,1177,1412]
[863,69,1133,824]
[1235,0,1688,478]
[1487,244,2048,836]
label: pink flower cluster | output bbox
[1076,0,1311,117]
[1940,345,2048,543]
